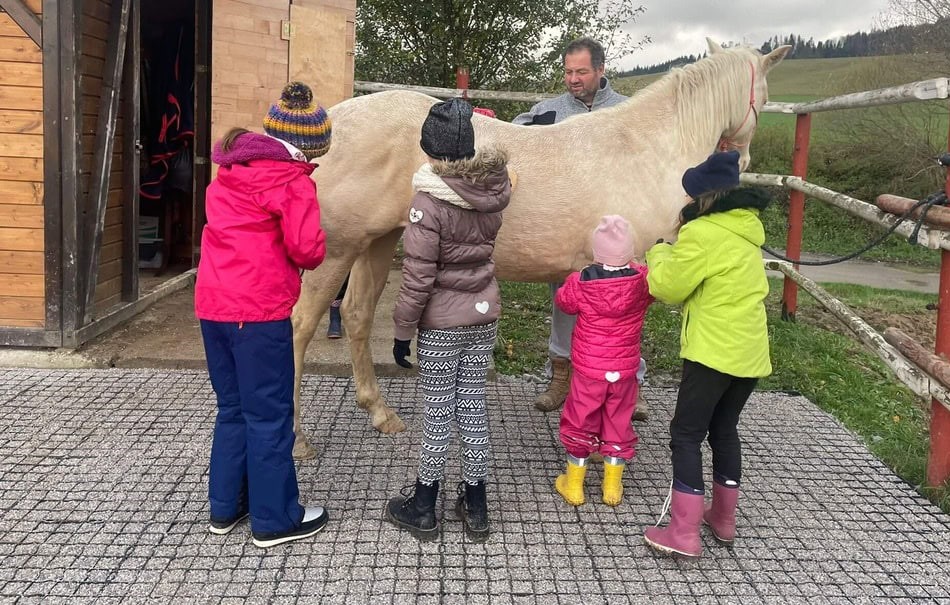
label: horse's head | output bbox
[706,38,791,170]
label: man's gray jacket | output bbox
[512,77,628,126]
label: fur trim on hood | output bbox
[431,145,508,181]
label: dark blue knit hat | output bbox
[682,150,741,198]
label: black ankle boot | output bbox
[455,480,489,541]
[386,479,440,540]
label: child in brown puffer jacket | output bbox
[385,98,512,542]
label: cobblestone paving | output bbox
[0,369,948,604]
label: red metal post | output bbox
[456,66,469,100]
[926,120,950,487]
[782,113,812,321]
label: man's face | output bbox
[563,50,604,105]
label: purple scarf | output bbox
[211,132,297,167]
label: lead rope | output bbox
[761,189,948,266]
[653,479,674,527]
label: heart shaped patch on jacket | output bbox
[475,301,490,314]
[409,208,424,223]
[605,371,620,383]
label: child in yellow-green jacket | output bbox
[643,150,772,559]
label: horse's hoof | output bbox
[293,437,318,460]
[373,410,407,434]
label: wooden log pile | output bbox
[875,194,950,230]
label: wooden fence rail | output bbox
[765,260,950,413]
[741,172,950,251]
[355,77,950,114]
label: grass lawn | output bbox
[495,279,950,512]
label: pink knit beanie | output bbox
[591,215,634,266]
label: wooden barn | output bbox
[0,0,355,347]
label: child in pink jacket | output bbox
[196,82,331,549]
[553,215,653,507]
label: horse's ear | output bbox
[706,37,723,55]
[763,45,792,72]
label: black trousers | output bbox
[670,360,758,491]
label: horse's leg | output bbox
[343,228,407,434]
[291,256,353,459]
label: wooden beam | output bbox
[759,79,950,114]
[884,327,950,391]
[876,194,950,231]
[742,172,950,251]
[765,259,950,413]
[80,0,130,324]
[0,327,61,347]
[66,269,195,348]
[354,81,557,103]
[41,0,62,337]
[120,0,139,301]
[59,0,82,335]
[0,0,42,46]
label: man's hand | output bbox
[393,338,413,368]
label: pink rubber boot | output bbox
[644,487,705,558]
[703,479,739,545]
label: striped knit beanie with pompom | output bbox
[263,82,332,160]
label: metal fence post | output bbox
[782,113,812,321]
[456,66,469,100]
[927,118,950,488]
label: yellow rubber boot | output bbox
[555,458,587,506]
[602,458,625,507]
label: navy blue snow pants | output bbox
[201,319,304,535]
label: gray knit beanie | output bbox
[420,98,476,161]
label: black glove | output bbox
[393,338,413,368]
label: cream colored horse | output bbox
[290,39,791,458]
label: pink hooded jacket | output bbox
[195,132,325,322]
[555,265,654,382]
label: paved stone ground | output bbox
[0,369,949,604]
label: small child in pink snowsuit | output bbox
[553,215,653,507]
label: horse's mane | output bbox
[629,46,761,153]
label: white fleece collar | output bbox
[412,163,473,210]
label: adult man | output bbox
[513,37,649,419]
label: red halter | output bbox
[718,62,758,151]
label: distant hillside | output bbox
[614,54,947,99]
[620,22,930,77]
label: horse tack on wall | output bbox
[286,39,792,460]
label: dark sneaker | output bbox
[208,510,249,535]
[252,506,329,548]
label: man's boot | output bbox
[633,390,649,421]
[535,356,571,412]
[385,479,440,541]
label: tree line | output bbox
[620,22,936,77]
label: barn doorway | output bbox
[135,0,210,292]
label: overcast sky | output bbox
[617,0,893,69]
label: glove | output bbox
[393,338,413,368]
